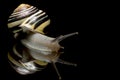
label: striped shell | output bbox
[7,3,78,79]
[8,4,50,34]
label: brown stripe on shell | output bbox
[8,3,50,34]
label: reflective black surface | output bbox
[0,0,105,80]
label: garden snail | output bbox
[7,3,78,80]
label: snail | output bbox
[7,3,78,80]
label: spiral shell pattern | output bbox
[8,4,50,34]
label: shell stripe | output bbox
[8,18,27,28]
[20,10,44,27]
[8,53,47,75]
[19,10,50,33]
[11,6,35,16]
[8,53,23,67]
[26,12,46,25]
[35,19,50,33]
[8,44,48,68]
[8,8,39,23]
[8,9,50,34]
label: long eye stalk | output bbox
[53,32,78,42]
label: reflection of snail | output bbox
[8,4,78,80]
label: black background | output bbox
[0,0,109,80]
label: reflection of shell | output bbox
[8,4,50,34]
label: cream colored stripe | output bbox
[20,10,43,28]
[8,53,23,67]
[35,19,50,34]
[8,18,27,28]
[21,12,46,30]
[34,60,48,66]
[13,45,22,58]
[28,12,46,24]
[11,6,34,16]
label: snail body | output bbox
[8,3,78,79]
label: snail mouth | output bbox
[43,51,61,63]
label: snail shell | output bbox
[8,4,50,34]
